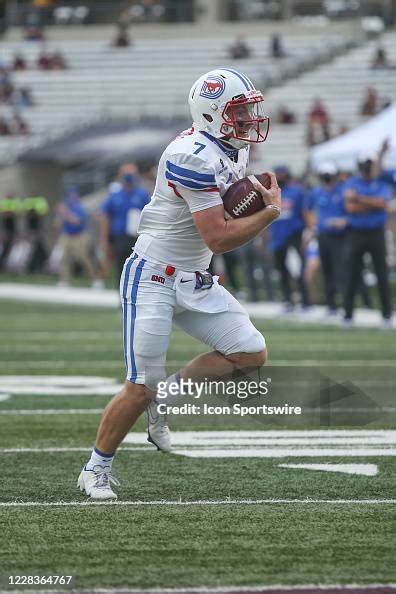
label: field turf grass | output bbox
[0,299,395,591]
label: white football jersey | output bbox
[135,127,249,271]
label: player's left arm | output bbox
[192,174,281,254]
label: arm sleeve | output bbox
[165,152,223,213]
[178,186,223,213]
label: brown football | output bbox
[222,173,271,219]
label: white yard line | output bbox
[175,448,396,458]
[123,429,396,443]
[0,499,395,508]
[3,430,396,453]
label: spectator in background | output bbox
[307,162,348,314]
[37,49,52,70]
[270,34,286,59]
[217,251,240,296]
[11,113,30,135]
[0,115,11,135]
[100,164,150,284]
[0,67,14,103]
[24,195,48,273]
[360,87,378,117]
[51,50,67,70]
[0,194,19,271]
[239,234,275,302]
[12,53,27,71]
[14,87,35,108]
[303,238,322,305]
[268,165,310,311]
[113,5,131,47]
[307,98,331,145]
[371,46,388,69]
[228,36,251,60]
[371,46,396,70]
[308,98,330,127]
[24,9,45,42]
[37,48,67,70]
[342,150,393,328]
[277,105,296,125]
[57,186,100,288]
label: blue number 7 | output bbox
[193,142,206,155]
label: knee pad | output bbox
[236,328,266,354]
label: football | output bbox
[222,173,272,219]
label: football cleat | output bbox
[77,465,120,500]
[145,399,172,453]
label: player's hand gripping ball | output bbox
[222,173,272,219]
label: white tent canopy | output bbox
[309,103,396,172]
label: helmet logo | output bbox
[199,76,225,99]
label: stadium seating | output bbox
[0,33,351,165]
[254,31,396,173]
[1,31,395,173]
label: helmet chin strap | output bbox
[220,136,249,150]
[200,131,244,159]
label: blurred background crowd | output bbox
[0,0,395,324]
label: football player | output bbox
[78,68,282,499]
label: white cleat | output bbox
[77,465,120,500]
[146,399,172,452]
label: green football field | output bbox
[0,299,395,592]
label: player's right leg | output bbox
[78,253,175,499]
[77,381,150,500]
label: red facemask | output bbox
[220,93,270,144]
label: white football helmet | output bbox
[188,68,270,149]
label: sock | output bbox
[85,446,115,472]
[156,372,181,406]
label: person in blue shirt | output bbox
[308,162,348,313]
[268,165,310,309]
[58,185,99,287]
[100,164,150,283]
[343,150,393,326]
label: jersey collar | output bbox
[200,131,240,161]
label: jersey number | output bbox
[193,142,206,155]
